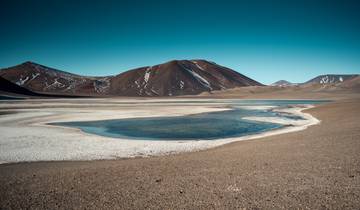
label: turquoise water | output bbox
[51,100,328,140]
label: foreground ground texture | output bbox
[0,98,360,209]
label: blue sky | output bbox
[1,0,359,84]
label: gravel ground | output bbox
[0,98,359,209]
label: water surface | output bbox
[52,100,327,141]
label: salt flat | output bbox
[0,98,318,163]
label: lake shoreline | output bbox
[0,99,322,164]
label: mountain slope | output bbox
[303,74,358,85]
[0,60,262,96]
[338,76,360,89]
[109,60,263,96]
[0,62,111,95]
[0,76,41,96]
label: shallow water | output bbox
[52,100,327,141]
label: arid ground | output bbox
[0,91,359,209]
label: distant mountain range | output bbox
[271,74,359,87]
[0,60,262,96]
[0,60,358,97]
[303,74,358,85]
[270,80,296,87]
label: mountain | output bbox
[0,61,112,95]
[0,76,87,99]
[109,60,263,96]
[331,75,360,92]
[303,74,358,85]
[0,76,41,97]
[270,80,295,87]
[0,60,262,96]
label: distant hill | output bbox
[271,75,359,88]
[270,80,295,87]
[332,75,360,91]
[0,60,263,96]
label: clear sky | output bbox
[1,0,359,84]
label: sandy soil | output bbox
[0,96,359,209]
[194,85,360,100]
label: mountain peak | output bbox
[20,61,48,70]
[162,59,182,66]
[22,61,39,66]
[110,59,262,96]
[20,61,34,66]
[271,80,294,86]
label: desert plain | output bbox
[0,89,359,209]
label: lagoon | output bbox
[51,100,326,141]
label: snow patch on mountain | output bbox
[180,80,185,89]
[180,63,212,90]
[320,76,330,84]
[44,79,65,90]
[188,70,212,90]
[32,73,40,80]
[134,81,140,89]
[151,88,159,95]
[16,76,29,86]
[144,67,151,83]
[319,75,344,84]
[192,61,205,71]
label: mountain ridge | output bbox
[0,59,263,96]
[303,74,358,85]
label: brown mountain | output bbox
[0,61,111,95]
[0,76,87,99]
[0,60,262,96]
[109,60,263,96]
